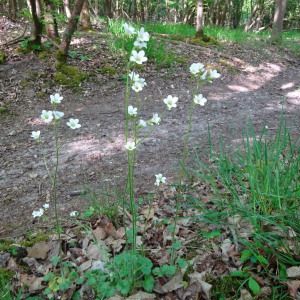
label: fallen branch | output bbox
[0,23,28,46]
[39,34,60,49]
[283,28,300,32]
[154,33,245,65]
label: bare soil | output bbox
[1,30,300,238]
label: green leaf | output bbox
[51,256,59,266]
[168,225,174,231]
[59,279,71,291]
[43,287,52,295]
[68,271,78,281]
[176,258,187,268]
[116,280,130,295]
[257,255,268,265]
[250,256,257,263]
[231,270,244,277]
[172,241,181,250]
[76,278,84,285]
[182,281,188,289]
[72,290,80,300]
[43,273,55,281]
[241,250,252,263]
[142,274,154,292]
[86,277,96,285]
[248,278,260,294]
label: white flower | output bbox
[67,118,81,129]
[137,27,149,42]
[151,113,160,124]
[201,70,207,80]
[43,204,49,209]
[155,174,166,184]
[129,71,140,82]
[32,208,44,218]
[41,110,53,123]
[125,141,136,151]
[139,120,147,128]
[190,63,204,75]
[137,78,147,87]
[50,93,63,104]
[209,69,221,79]
[132,82,143,92]
[164,95,178,110]
[123,22,136,36]
[194,94,207,106]
[134,39,147,49]
[31,131,40,140]
[154,179,160,186]
[265,126,268,129]
[53,111,64,121]
[130,50,147,65]
[128,105,137,116]
[70,211,78,217]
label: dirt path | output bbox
[1,37,300,238]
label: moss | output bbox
[20,233,47,248]
[0,107,8,114]
[207,275,244,300]
[0,268,14,291]
[53,72,69,85]
[101,65,117,77]
[21,79,30,87]
[219,60,228,66]
[170,34,187,42]
[227,65,237,73]
[53,37,61,46]
[15,47,32,54]
[37,93,45,98]
[28,71,39,80]
[38,52,47,59]
[176,58,187,64]
[80,28,94,33]
[134,63,145,72]
[56,49,67,63]
[40,73,47,79]
[189,34,221,47]
[5,100,12,105]
[55,62,65,70]
[205,63,220,73]
[0,51,5,64]
[60,65,80,77]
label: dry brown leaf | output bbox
[93,227,107,240]
[86,241,110,260]
[20,274,44,292]
[220,239,233,261]
[176,279,201,300]
[126,291,156,299]
[7,257,19,272]
[0,253,10,267]
[287,266,300,279]
[141,207,155,219]
[238,289,252,300]
[116,227,125,239]
[48,240,60,260]
[162,272,184,293]
[188,272,212,299]
[110,239,126,253]
[105,222,117,238]
[27,241,51,259]
[287,280,300,299]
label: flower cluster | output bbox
[70,211,79,217]
[32,203,50,218]
[31,94,81,141]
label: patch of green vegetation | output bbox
[53,37,61,46]
[101,65,117,77]
[219,59,228,66]
[0,269,14,292]
[15,47,32,54]
[53,72,69,85]
[53,65,88,87]
[20,79,30,87]
[176,57,187,64]
[56,49,67,63]
[38,52,47,59]
[134,63,144,72]
[28,71,38,80]
[190,34,222,47]
[205,63,220,73]
[0,51,5,64]
[20,232,47,248]
[0,107,8,114]
[207,275,244,300]
[37,92,45,98]
[80,28,94,33]
[227,65,238,73]
[5,100,12,105]
[40,73,47,79]
[170,34,187,42]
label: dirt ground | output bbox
[0,30,300,238]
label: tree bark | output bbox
[140,0,145,22]
[80,0,92,30]
[216,0,222,26]
[269,0,287,42]
[58,0,85,61]
[103,0,112,20]
[11,0,17,18]
[63,0,72,18]
[166,0,172,21]
[44,0,59,38]
[220,0,229,26]
[245,3,259,31]
[195,0,203,38]
[133,0,137,21]
[29,0,42,44]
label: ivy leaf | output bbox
[248,278,260,294]
[72,290,80,300]
[43,273,54,281]
[176,258,187,268]
[241,250,252,263]
[231,270,244,277]
[142,274,154,292]
[172,241,181,250]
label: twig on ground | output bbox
[229,225,239,252]
[39,34,60,49]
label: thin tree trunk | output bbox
[11,0,17,18]
[140,0,145,22]
[220,0,229,26]
[103,0,112,20]
[269,0,287,42]
[80,0,92,30]
[195,0,203,37]
[244,2,259,31]
[184,5,193,24]
[166,0,172,21]
[45,0,59,38]
[133,0,137,21]
[64,0,72,18]
[35,0,41,17]
[216,0,222,25]
[29,0,42,44]
[58,0,85,61]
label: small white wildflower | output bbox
[132,82,143,92]
[125,141,136,151]
[155,174,166,184]
[164,95,178,110]
[190,63,204,75]
[70,211,78,217]
[53,111,64,121]
[194,94,207,106]
[201,70,207,80]
[43,204,49,209]
[130,50,147,65]
[31,131,40,140]
[128,105,137,117]
[139,120,147,128]
[151,113,160,124]
[209,69,221,79]
[137,78,147,87]
[50,93,63,104]
[32,208,44,218]
[134,39,147,49]
[41,110,53,123]
[154,179,160,186]
[137,27,149,42]
[67,118,81,129]
[123,22,136,36]
[129,71,140,82]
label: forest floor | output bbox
[0,25,300,238]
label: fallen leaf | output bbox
[27,241,51,259]
[116,227,125,239]
[29,172,38,178]
[110,239,126,253]
[20,274,44,292]
[238,289,252,300]
[221,239,233,261]
[287,266,300,279]
[93,227,107,240]
[141,207,155,219]
[162,272,184,293]
[287,280,300,299]
[126,291,156,299]
[0,253,10,267]
[79,259,93,271]
[176,279,201,300]
[86,241,110,260]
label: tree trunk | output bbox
[29,0,42,44]
[145,0,149,20]
[103,0,112,20]
[195,0,203,38]
[133,0,137,21]
[35,0,41,17]
[140,0,145,22]
[220,0,229,26]
[166,0,172,21]
[44,0,59,38]
[63,0,72,18]
[184,5,193,24]
[58,0,85,62]
[269,0,287,42]
[11,0,17,18]
[80,0,92,31]
[216,0,222,25]
[244,3,259,31]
